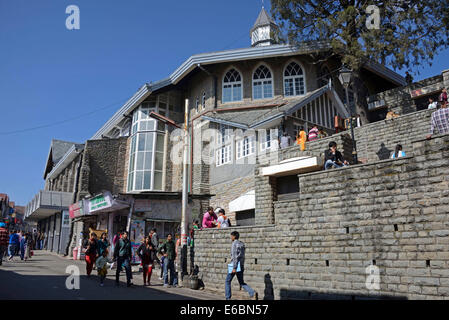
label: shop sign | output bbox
[88,193,112,213]
[69,201,84,219]
[62,210,70,227]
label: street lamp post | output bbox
[338,66,358,165]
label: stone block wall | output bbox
[193,133,449,299]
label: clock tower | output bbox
[250,7,280,47]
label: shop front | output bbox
[69,192,130,259]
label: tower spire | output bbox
[250,6,280,47]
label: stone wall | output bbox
[194,133,449,300]
[78,137,128,198]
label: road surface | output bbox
[0,250,223,300]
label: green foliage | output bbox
[271,0,449,72]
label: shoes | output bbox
[163,284,170,288]
[143,282,147,286]
[100,283,104,287]
[127,282,133,287]
[252,292,259,300]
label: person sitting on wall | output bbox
[439,88,448,103]
[217,209,231,229]
[202,207,217,229]
[426,101,449,140]
[308,125,319,141]
[324,141,349,170]
[385,108,400,121]
[428,98,438,110]
[391,144,406,159]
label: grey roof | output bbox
[50,139,80,165]
[44,139,82,179]
[252,7,276,29]
[202,85,341,129]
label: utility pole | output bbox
[180,98,189,282]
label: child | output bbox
[96,250,111,286]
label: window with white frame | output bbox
[216,124,232,166]
[253,65,273,100]
[236,135,256,159]
[259,128,278,151]
[127,98,167,192]
[222,69,243,103]
[201,92,206,110]
[284,62,306,97]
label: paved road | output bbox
[0,251,223,300]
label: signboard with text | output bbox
[88,193,112,213]
[69,201,84,219]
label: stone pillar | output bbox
[442,69,449,88]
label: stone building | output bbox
[91,7,405,228]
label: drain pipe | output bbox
[197,64,217,109]
[64,150,83,257]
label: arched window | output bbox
[222,69,243,103]
[284,62,306,96]
[202,92,206,110]
[253,65,273,100]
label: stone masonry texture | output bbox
[193,120,449,299]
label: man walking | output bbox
[0,222,8,265]
[113,231,133,287]
[225,231,257,300]
[8,230,20,261]
[427,101,449,140]
[149,228,159,249]
[158,233,176,288]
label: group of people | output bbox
[201,207,231,229]
[279,125,329,151]
[81,228,182,289]
[0,227,37,263]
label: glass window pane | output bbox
[144,151,153,170]
[127,172,134,192]
[135,171,143,190]
[143,171,151,190]
[136,152,145,170]
[253,82,262,99]
[154,172,163,190]
[223,85,232,103]
[285,79,293,96]
[156,134,165,152]
[157,121,165,131]
[131,135,137,153]
[155,152,164,171]
[145,133,154,151]
[138,134,146,151]
[263,81,272,98]
[129,153,135,172]
[233,84,242,101]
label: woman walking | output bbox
[85,233,98,277]
[137,237,160,286]
[97,233,110,257]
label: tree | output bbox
[271,0,449,120]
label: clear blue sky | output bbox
[1,0,448,206]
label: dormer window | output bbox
[222,69,243,103]
[253,65,273,100]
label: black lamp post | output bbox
[338,66,358,164]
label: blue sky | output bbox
[1,0,449,206]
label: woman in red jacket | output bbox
[137,237,160,286]
[85,233,98,277]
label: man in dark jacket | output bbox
[158,233,176,287]
[324,141,349,170]
[113,231,133,287]
[0,223,8,265]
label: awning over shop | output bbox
[69,192,130,219]
[260,156,323,177]
[229,190,255,212]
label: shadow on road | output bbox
[0,268,201,300]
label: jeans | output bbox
[324,159,347,170]
[8,244,16,258]
[0,245,6,263]
[225,270,255,300]
[116,257,132,284]
[163,258,175,285]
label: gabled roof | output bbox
[91,43,405,140]
[43,139,82,179]
[201,84,349,129]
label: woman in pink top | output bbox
[202,207,218,228]
[308,125,319,141]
